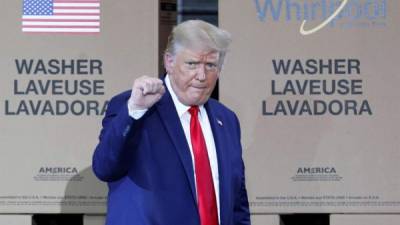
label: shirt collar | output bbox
[165,74,205,119]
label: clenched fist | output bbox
[128,76,166,110]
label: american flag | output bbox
[22,0,100,34]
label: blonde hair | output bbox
[165,20,232,68]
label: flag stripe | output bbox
[23,15,99,20]
[22,19,99,22]
[54,3,100,7]
[22,32,99,34]
[53,9,100,13]
[54,6,99,9]
[22,27,100,32]
[54,0,100,3]
[53,13,100,16]
[23,21,99,25]
[23,25,99,28]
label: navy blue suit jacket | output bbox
[93,87,250,225]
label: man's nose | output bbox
[196,64,206,81]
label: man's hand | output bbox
[128,76,165,110]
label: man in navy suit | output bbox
[93,20,250,225]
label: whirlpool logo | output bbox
[253,0,387,35]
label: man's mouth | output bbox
[191,85,206,89]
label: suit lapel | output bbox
[155,89,198,204]
[205,101,232,225]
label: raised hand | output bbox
[128,76,165,110]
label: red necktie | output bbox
[189,106,218,225]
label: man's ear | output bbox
[164,53,174,74]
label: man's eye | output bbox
[205,63,217,70]
[186,62,198,68]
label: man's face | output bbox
[165,48,220,106]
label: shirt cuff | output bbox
[127,101,148,120]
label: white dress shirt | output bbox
[128,75,220,224]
